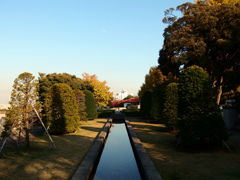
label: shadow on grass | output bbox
[0,120,106,180]
[128,118,240,180]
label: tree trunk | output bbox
[216,76,223,105]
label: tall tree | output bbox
[82,73,113,108]
[138,66,167,99]
[195,0,240,5]
[3,72,41,149]
[159,2,240,104]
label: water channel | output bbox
[91,122,142,180]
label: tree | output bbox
[138,66,167,99]
[159,2,240,104]
[195,0,240,5]
[82,73,113,108]
[74,89,87,122]
[45,83,80,134]
[83,90,98,120]
[38,73,85,124]
[38,72,84,103]
[3,72,41,149]
[163,83,178,130]
[177,66,228,146]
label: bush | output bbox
[140,91,152,118]
[74,89,87,121]
[122,109,141,117]
[150,89,165,122]
[177,65,228,146]
[98,110,114,118]
[163,83,178,130]
[83,90,98,120]
[47,83,80,134]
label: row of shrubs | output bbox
[140,65,229,146]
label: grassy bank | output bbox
[128,118,240,180]
[0,118,108,180]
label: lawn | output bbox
[1,117,240,180]
[128,118,240,180]
[0,118,107,180]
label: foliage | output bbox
[159,2,240,104]
[38,73,84,103]
[163,83,178,130]
[82,73,113,108]
[3,72,41,149]
[97,110,114,118]
[123,94,134,100]
[138,66,167,99]
[177,66,228,146]
[150,89,165,122]
[122,109,141,117]
[45,83,80,134]
[83,90,98,120]
[195,0,240,5]
[74,89,87,122]
[140,91,153,118]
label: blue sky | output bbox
[0,0,194,104]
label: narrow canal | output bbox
[92,123,142,180]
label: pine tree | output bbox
[3,72,41,149]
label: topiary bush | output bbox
[140,91,152,118]
[83,90,98,120]
[177,65,228,146]
[150,89,165,122]
[46,83,80,134]
[74,89,87,122]
[163,83,178,130]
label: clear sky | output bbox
[0,0,194,104]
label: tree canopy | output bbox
[82,73,113,108]
[3,72,41,149]
[138,66,167,99]
[159,2,240,104]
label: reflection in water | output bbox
[93,123,141,180]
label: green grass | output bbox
[0,118,107,180]
[128,118,240,180]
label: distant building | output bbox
[113,89,133,100]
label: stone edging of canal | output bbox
[71,118,162,180]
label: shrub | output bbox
[150,89,165,122]
[177,65,228,146]
[98,110,114,118]
[122,109,141,117]
[47,83,80,134]
[140,91,152,118]
[163,83,178,130]
[83,90,98,120]
[74,89,87,121]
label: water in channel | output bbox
[92,123,142,180]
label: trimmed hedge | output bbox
[83,90,98,120]
[177,65,228,146]
[98,110,114,118]
[122,109,141,117]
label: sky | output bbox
[0,0,194,104]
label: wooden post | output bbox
[34,109,56,149]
